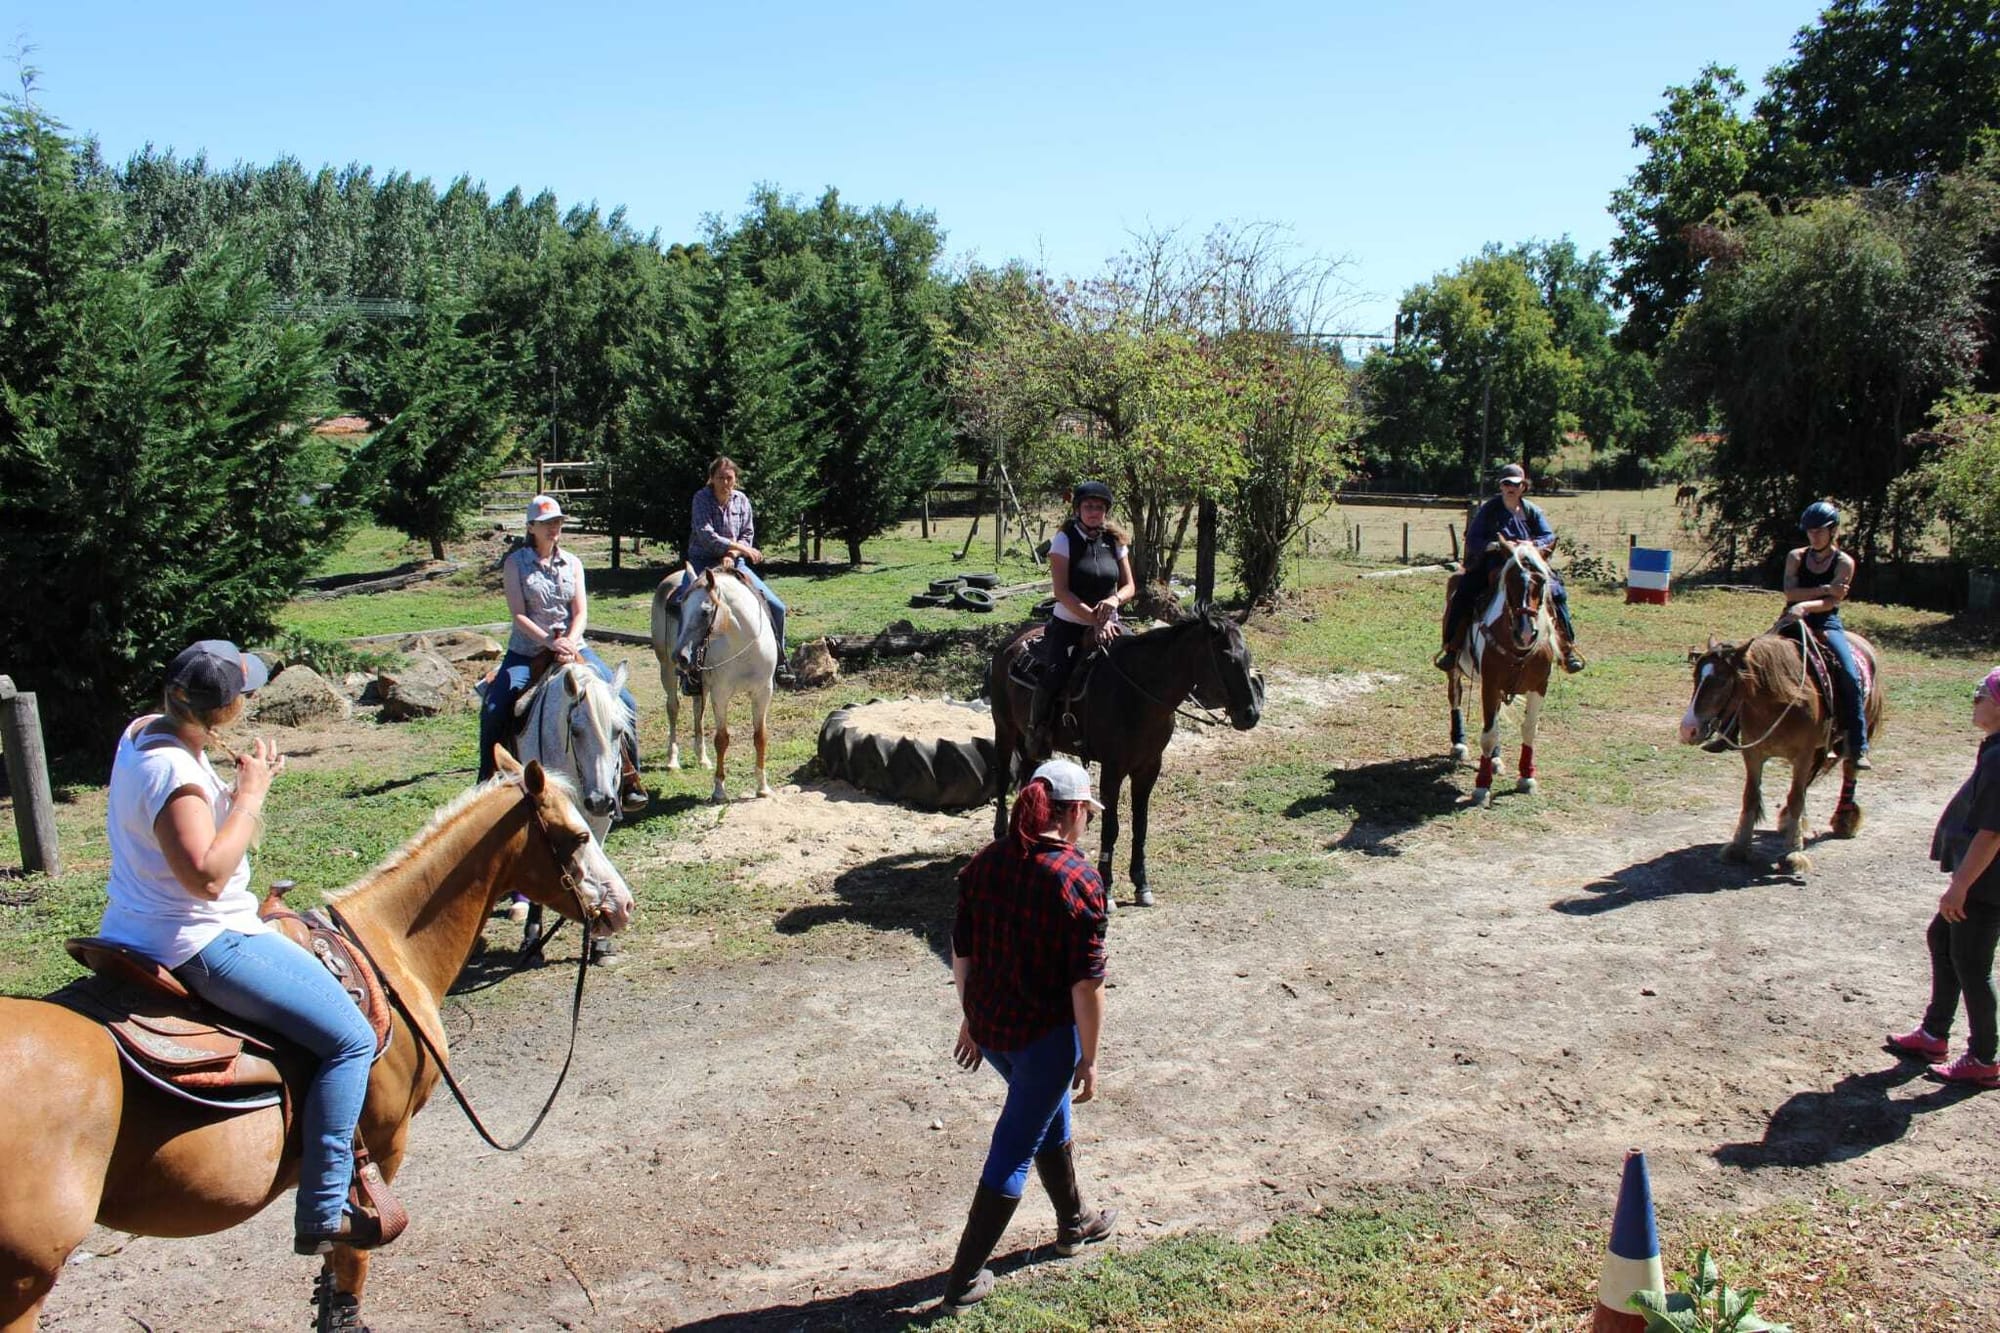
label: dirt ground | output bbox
[32,672,2000,1331]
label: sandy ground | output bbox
[31,673,2000,1331]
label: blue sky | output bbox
[12,1,1818,340]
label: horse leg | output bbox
[751,684,773,799]
[1830,769,1863,839]
[1777,756,1815,875]
[1448,671,1468,763]
[712,710,731,804]
[1472,687,1501,808]
[1097,763,1127,906]
[1516,691,1543,795]
[1721,754,1765,864]
[1127,760,1161,908]
[663,665,682,771]
[693,686,710,769]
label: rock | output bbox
[249,666,350,727]
[400,630,503,664]
[252,649,286,678]
[790,640,839,689]
[376,651,470,720]
[342,672,376,702]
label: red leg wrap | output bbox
[1475,755,1495,789]
[1519,745,1535,779]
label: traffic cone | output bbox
[1592,1149,1665,1332]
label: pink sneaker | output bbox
[1928,1053,2000,1088]
[1886,1026,1948,1060]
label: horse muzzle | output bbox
[583,792,617,819]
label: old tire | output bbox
[953,587,996,613]
[909,592,953,609]
[929,576,966,595]
[1031,597,1058,619]
[816,700,1000,811]
[962,572,1001,589]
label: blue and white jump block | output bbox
[1626,546,1673,606]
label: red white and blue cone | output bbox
[1592,1149,1665,1332]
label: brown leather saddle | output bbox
[1008,625,1099,760]
[47,887,393,1115]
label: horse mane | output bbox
[324,768,579,906]
[567,661,634,741]
[1741,632,1816,709]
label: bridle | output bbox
[688,569,773,675]
[1692,621,1813,753]
[328,778,608,1152]
[1091,616,1254,728]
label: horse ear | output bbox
[1230,606,1251,626]
[1706,633,1718,652]
[564,667,582,697]
[493,745,523,777]
[612,660,629,691]
[522,759,547,796]
[1687,648,1701,664]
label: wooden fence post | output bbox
[0,676,60,876]
[1448,522,1459,561]
[1401,522,1411,563]
[921,491,930,540]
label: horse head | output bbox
[516,661,630,831]
[493,748,635,935]
[1187,602,1264,731]
[670,565,719,669]
[1495,538,1554,653]
[1679,636,1747,746]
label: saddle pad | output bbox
[45,973,288,1095]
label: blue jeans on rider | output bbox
[478,645,640,781]
[679,556,787,660]
[978,1022,1080,1197]
[1807,613,1869,754]
[174,930,376,1235]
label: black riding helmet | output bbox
[1072,481,1113,509]
[1800,500,1840,531]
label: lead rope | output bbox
[1717,619,1813,752]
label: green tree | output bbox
[1228,334,1359,604]
[0,92,348,743]
[1910,390,2000,569]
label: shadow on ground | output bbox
[675,1244,1053,1331]
[1866,608,2000,657]
[1284,755,1465,854]
[1715,1059,1985,1168]
[1551,842,1800,915]
[773,848,965,961]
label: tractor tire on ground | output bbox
[815,700,1000,811]
[952,587,996,612]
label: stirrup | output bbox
[1434,646,1456,672]
[1562,648,1586,674]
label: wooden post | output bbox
[1195,495,1218,604]
[1355,524,1363,557]
[0,677,60,876]
[1448,522,1459,561]
[994,481,1005,564]
[1629,532,1637,549]
[611,532,622,572]
[536,459,547,497]
[1401,522,1411,563]
[921,491,930,540]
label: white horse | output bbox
[514,659,632,843]
[650,564,777,802]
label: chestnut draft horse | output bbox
[1444,537,1558,808]
[1678,626,1885,874]
[0,751,635,1332]
[989,604,1263,907]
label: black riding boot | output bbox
[941,1184,1020,1312]
[1025,681,1056,758]
[1033,1140,1118,1256]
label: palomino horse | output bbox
[989,604,1263,907]
[0,751,635,1332]
[651,563,777,802]
[1679,626,1884,874]
[514,659,633,843]
[1445,537,1558,807]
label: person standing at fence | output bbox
[679,456,792,688]
[1436,463,1586,674]
[940,758,1118,1312]
[477,494,647,811]
[1887,665,2000,1087]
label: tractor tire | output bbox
[952,587,996,612]
[815,700,1000,810]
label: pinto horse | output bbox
[0,751,635,1332]
[1678,627,1884,874]
[989,604,1263,907]
[651,564,778,802]
[1444,537,1558,807]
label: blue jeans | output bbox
[478,645,640,780]
[680,558,787,660]
[978,1023,1079,1197]
[175,930,376,1234]
[1809,614,1869,753]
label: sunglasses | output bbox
[1499,480,1524,488]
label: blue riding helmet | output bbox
[1072,481,1113,508]
[1800,501,1840,532]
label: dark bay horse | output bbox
[989,604,1263,906]
[1679,627,1885,873]
[0,751,634,1332]
[1444,537,1558,807]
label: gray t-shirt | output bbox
[504,544,584,656]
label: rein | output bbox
[326,788,599,1153]
[1709,620,1813,752]
[693,572,773,675]
[1090,621,1239,727]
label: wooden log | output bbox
[0,677,61,875]
[819,627,1004,661]
[297,562,463,599]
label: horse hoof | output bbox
[1132,885,1154,907]
[1450,743,1468,763]
[1517,777,1537,795]
[709,787,727,804]
[1472,788,1492,809]
[756,784,774,799]
[1779,851,1813,875]
[1719,842,1750,865]
[666,754,682,772]
[1830,805,1863,838]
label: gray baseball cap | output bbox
[166,639,269,710]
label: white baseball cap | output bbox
[525,494,565,525]
[1031,758,1104,811]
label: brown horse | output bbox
[0,750,635,1332]
[1678,627,1884,873]
[989,604,1263,907]
[1444,537,1558,807]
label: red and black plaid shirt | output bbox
[952,836,1108,1052]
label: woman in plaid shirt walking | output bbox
[941,758,1118,1312]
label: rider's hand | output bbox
[1071,1060,1097,1104]
[742,545,763,565]
[1941,880,1971,924]
[1093,622,1122,647]
[228,737,286,804]
[953,1018,982,1071]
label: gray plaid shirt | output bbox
[690,486,755,569]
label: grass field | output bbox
[5,497,1999,1329]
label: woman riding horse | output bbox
[671,456,792,689]
[1781,500,1870,771]
[1436,463,1585,675]
[477,494,647,805]
[1027,481,1137,758]
[94,640,390,1256]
